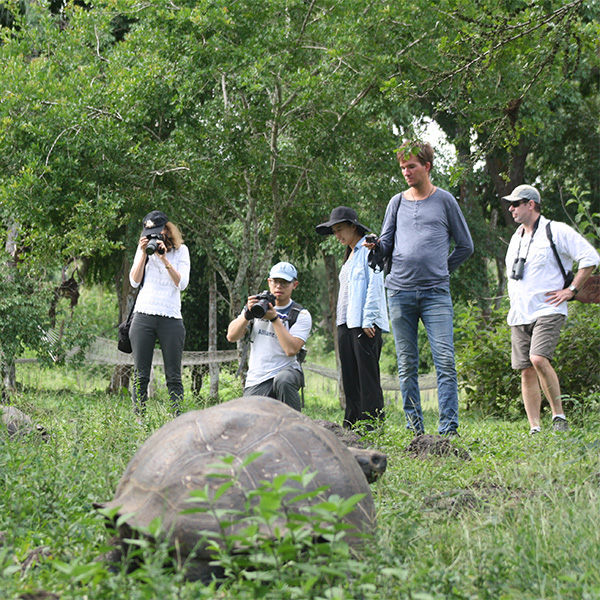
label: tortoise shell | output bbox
[100,396,376,580]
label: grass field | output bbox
[2,361,600,599]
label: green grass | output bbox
[2,363,600,599]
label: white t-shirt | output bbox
[244,300,312,387]
[336,259,351,326]
[505,215,599,326]
[130,245,190,319]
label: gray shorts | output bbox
[511,314,566,370]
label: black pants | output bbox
[337,324,385,428]
[129,312,186,415]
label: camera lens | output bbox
[249,299,269,319]
[146,239,159,255]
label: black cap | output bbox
[141,210,168,236]
[315,206,371,236]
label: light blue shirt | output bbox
[339,237,389,331]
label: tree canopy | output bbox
[0,0,598,367]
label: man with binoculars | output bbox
[503,184,599,435]
[227,262,312,411]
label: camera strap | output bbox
[515,216,541,263]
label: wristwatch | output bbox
[568,284,578,296]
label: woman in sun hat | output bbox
[316,206,389,429]
[129,210,190,418]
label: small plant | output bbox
[182,454,373,597]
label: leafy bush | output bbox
[455,303,520,416]
[455,302,600,416]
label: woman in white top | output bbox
[129,210,190,417]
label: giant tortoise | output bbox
[0,405,47,439]
[97,396,386,581]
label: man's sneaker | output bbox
[552,416,569,432]
[441,429,459,437]
[529,426,541,435]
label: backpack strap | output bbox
[286,301,304,329]
[546,221,574,287]
[368,194,401,274]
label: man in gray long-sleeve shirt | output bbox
[376,140,473,435]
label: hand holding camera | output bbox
[363,233,379,249]
[146,233,166,255]
[246,291,277,319]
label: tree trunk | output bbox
[486,138,530,228]
[2,360,16,397]
[323,251,345,410]
[191,365,204,395]
[3,223,19,393]
[107,254,135,394]
[208,268,219,401]
[107,364,131,395]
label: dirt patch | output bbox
[19,591,59,600]
[20,546,52,575]
[405,434,471,461]
[424,482,535,515]
[423,489,481,514]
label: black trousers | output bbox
[129,312,186,415]
[337,324,385,428]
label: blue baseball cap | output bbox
[269,261,298,282]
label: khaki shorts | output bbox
[511,314,566,370]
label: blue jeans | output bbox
[388,287,459,434]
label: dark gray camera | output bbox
[511,257,526,280]
[146,233,165,255]
[250,290,276,319]
[364,233,379,245]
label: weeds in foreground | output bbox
[2,364,600,599]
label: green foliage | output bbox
[564,186,600,245]
[455,301,600,416]
[455,302,520,416]
[0,259,53,368]
[3,365,600,598]
[181,455,373,597]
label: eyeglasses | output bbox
[507,199,530,209]
[268,278,293,288]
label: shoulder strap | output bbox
[546,221,567,280]
[287,301,303,329]
[127,255,149,319]
[546,221,574,287]
[367,195,401,274]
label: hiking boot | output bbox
[552,416,569,432]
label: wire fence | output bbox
[16,336,438,403]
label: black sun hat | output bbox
[315,206,371,236]
[141,210,168,236]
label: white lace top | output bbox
[129,245,190,319]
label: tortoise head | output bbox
[347,447,387,483]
